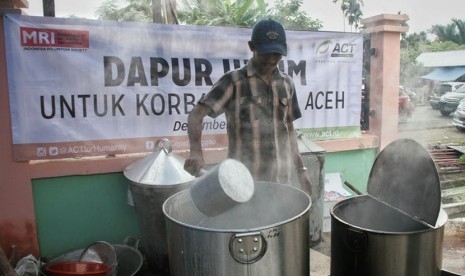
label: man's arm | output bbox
[288,121,312,195]
[184,103,212,176]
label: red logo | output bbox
[20,27,89,48]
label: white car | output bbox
[452,98,465,131]
[429,82,464,110]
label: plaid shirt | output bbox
[200,60,302,183]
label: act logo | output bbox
[315,39,357,59]
[316,40,333,57]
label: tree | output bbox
[176,0,267,27]
[96,0,153,22]
[96,0,322,30]
[399,19,465,90]
[430,19,465,45]
[332,0,364,31]
[267,0,322,30]
[399,32,431,87]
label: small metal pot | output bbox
[163,181,311,276]
[330,139,447,276]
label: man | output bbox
[184,19,311,192]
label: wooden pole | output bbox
[152,0,162,23]
[42,0,55,17]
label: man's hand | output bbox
[185,103,211,176]
[184,156,205,176]
[298,169,313,196]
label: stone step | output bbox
[441,178,465,190]
[442,201,465,217]
[442,186,465,204]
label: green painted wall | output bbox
[32,173,140,258]
[325,148,378,194]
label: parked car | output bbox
[452,98,465,132]
[429,82,464,110]
[399,88,414,124]
[438,84,465,116]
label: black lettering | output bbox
[60,95,75,118]
[151,94,165,115]
[223,59,248,73]
[104,56,125,86]
[336,91,345,108]
[194,58,213,86]
[77,94,91,117]
[150,57,169,86]
[173,121,181,131]
[112,94,125,116]
[136,94,149,115]
[184,93,196,114]
[94,94,108,117]
[172,58,191,86]
[173,121,188,131]
[127,57,148,86]
[326,91,333,109]
[168,94,181,115]
[40,95,55,119]
[287,60,306,85]
[315,91,325,109]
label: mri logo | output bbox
[315,39,357,60]
[20,27,89,48]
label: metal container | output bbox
[291,134,325,246]
[163,181,311,276]
[330,139,448,276]
[123,138,195,273]
[190,159,255,217]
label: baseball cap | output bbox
[251,19,287,56]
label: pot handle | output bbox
[229,232,267,264]
[155,138,172,154]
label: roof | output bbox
[416,50,465,67]
[421,66,465,81]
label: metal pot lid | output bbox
[123,138,195,186]
[367,138,441,226]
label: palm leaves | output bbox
[176,0,267,27]
[430,19,465,45]
[332,0,364,31]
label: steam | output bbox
[165,182,310,231]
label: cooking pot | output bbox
[330,139,447,276]
[49,238,143,276]
[163,181,311,276]
[123,138,195,273]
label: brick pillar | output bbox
[361,14,409,150]
[0,0,27,14]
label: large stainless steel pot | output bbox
[163,181,311,276]
[123,138,195,273]
[330,139,447,276]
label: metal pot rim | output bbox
[163,181,311,232]
[330,195,448,234]
[164,207,310,233]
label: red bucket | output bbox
[44,261,111,276]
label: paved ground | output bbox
[397,104,464,147]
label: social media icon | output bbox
[146,141,154,150]
[37,147,47,156]
[49,147,58,156]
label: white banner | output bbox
[4,15,363,160]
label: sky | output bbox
[25,0,465,34]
